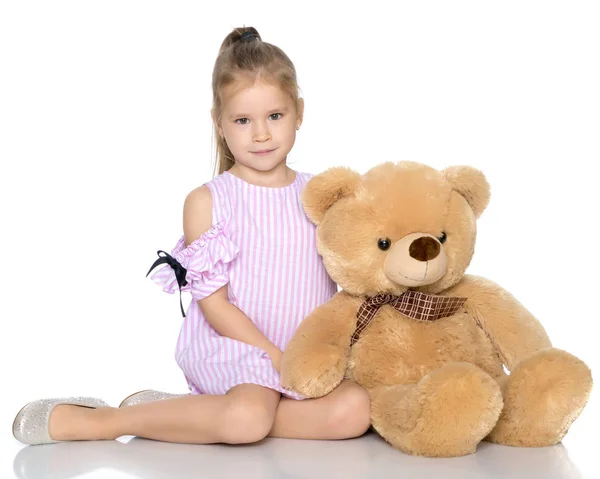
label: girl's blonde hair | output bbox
[211,26,300,176]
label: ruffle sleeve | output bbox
[149,222,239,302]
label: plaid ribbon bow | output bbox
[350,291,467,346]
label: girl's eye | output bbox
[235,114,281,124]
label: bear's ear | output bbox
[301,167,362,225]
[442,165,490,219]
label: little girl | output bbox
[14,26,370,446]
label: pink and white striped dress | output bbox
[150,170,337,399]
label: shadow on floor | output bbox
[13,431,584,479]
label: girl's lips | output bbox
[252,148,276,156]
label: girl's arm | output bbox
[198,285,282,367]
[184,186,282,367]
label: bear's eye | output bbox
[438,232,447,244]
[377,238,391,251]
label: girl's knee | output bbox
[221,395,276,444]
[329,382,371,438]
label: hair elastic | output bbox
[239,31,259,42]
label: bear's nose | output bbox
[409,236,441,261]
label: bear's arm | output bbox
[285,290,360,356]
[280,291,360,396]
[447,274,552,370]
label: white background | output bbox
[1,0,599,475]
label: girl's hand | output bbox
[267,347,284,373]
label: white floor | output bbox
[5,395,598,479]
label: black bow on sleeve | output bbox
[147,250,188,317]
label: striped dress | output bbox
[150,170,338,399]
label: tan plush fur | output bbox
[280,161,593,457]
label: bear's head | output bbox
[302,161,490,296]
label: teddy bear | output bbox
[280,161,593,458]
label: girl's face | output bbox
[216,79,303,174]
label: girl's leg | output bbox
[49,384,281,445]
[269,380,371,440]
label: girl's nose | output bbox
[253,122,271,142]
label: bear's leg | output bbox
[369,362,503,458]
[486,347,592,447]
